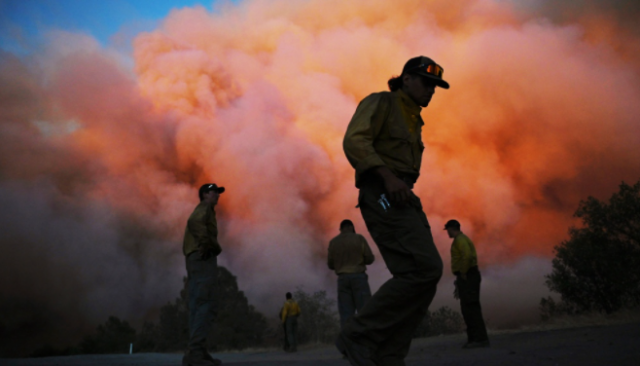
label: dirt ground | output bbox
[1,321,638,366]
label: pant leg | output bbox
[338,275,357,329]
[351,273,372,314]
[375,301,430,366]
[283,322,289,350]
[343,182,443,363]
[458,268,488,342]
[292,316,298,350]
[286,315,298,351]
[186,252,218,353]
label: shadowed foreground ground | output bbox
[2,322,639,366]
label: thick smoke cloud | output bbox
[515,0,640,63]
[518,0,640,28]
[0,40,189,355]
[1,0,639,355]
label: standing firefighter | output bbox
[182,184,225,366]
[328,219,375,328]
[445,219,490,348]
[281,292,301,352]
[339,56,448,366]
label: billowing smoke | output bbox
[1,0,639,355]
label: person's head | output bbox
[444,219,461,238]
[388,56,449,108]
[286,292,292,300]
[339,219,355,233]
[198,183,225,205]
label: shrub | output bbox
[545,181,640,314]
[414,306,464,338]
[292,288,340,344]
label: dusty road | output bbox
[1,322,638,366]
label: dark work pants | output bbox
[343,181,443,366]
[186,251,218,354]
[338,273,372,328]
[283,322,290,350]
[457,267,488,343]
[285,315,298,351]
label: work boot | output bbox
[203,352,223,365]
[182,350,222,366]
[336,333,376,366]
[462,339,490,349]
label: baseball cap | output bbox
[443,219,460,230]
[199,183,225,197]
[402,56,450,89]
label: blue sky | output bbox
[0,0,238,55]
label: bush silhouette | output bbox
[545,181,640,314]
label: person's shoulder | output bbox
[330,233,343,243]
[369,90,392,98]
[189,201,207,215]
[456,233,473,244]
[359,91,393,104]
[352,233,368,242]
[332,231,355,241]
[340,232,362,241]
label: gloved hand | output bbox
[199,242,222,260]
[199,246,214,260]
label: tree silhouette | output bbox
[292,288,340,344]
[413,306,463,338]
[76,266,269,354]
[149,266,268,352]
[207,266,268,350]
[546,181,640,314]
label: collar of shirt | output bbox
[396,89,422,115]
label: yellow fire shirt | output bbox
[450,232,478,275]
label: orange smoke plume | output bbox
[131,0,640,262]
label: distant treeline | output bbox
[33,266,268,357]
[30,265,465,357]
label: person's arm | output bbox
[343,93,412,203]
[361,236,375,265]
[451,236,472,280]
[372,166,413,203]
[327,242,335,270]
[343,93,387,178]
[281,303,289,324]
[207,221,222,257]
[458,237,474,279]
[187,205,217,258]
[451,239,462,278]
